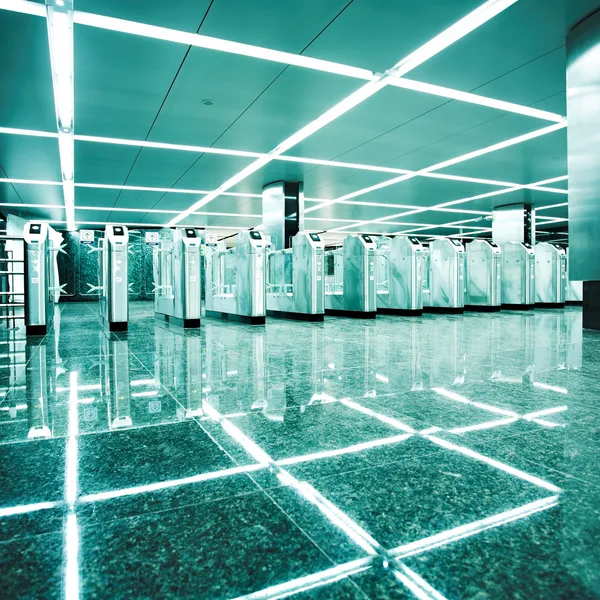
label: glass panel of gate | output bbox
[224,250,237,294]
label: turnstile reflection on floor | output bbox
[421,246,431,308]
[266,232,324,321]
[565,247,583,304]
[99,225,129,331]
[153,228,202,328]
[205,230,266,324]
[324,234,377,318]
[428,238,465,313]
[24,222,55,335]
[465,239,502,310]
[501,241,535,309]
[376,236,424,315]
[535,242,566,307]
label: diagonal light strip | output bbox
[315,122,567,231]
[167,0,520,225]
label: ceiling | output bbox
[0,0,598,241]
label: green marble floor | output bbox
[0,302,599,599]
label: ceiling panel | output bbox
[75,26,194,139]
[76,0,212,32]
[0,11,55,131]
[11,183,63,207]
[0,135,61,180]
[75,141,140,184]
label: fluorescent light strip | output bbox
[449,417,519,434]
[386,77,564,123]
[64,511,80,600]
[65,370,79,507]
[536,202,568,212]
[40,219,252,230]
[391,495,559,559]
[393,564,449,600]
[277,433,413,466]
[0,129,563,193]
[532,382,568,395]
[168,0,518,225]
[45,1,76,231]
[231,558,373,600]
[312,123,567,227]
[425,435,561,493]
[0,0,46,17]
[0,500,62,518]
[79,464,263,503]
[432,387,518,417]
[523,406,568,420]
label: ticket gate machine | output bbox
[266,232,324,321]
[376,236,424,315]
[153,228,202,328]
[501,241,536,309]
[205,230,266,324]
[535,242,566,307]
[428,238,465,313]
[324,234,377,318]
[565,247,583,304]
[465,240,502,311]
[100,225,129,331]
[24,222,55,335]
[421,246,431,308]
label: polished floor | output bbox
[1,301,599,599]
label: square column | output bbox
[262,181,304,250]
[491,203,535,245]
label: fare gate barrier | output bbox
[153,228,202,328]
[205,230,267,325]
[465,239,502,311]
[428,238,465,313]
[324,234,377,318]
[266,232,325,321]
[535,242,566,308]
[501,241,536,309]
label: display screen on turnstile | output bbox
[186,229,197,238]
[249,231,262,240]
[113,226,124,236]
[451,239,462,247]
[488,241,499,248]
[361,234,373,243]
[309,233,321,242]
[523,243,531,248]
[29,224,41,234]
[410,238,420,245]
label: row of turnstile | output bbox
[13,221,582,334]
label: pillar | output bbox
[567,9,600,329]
[491,203,535,245]
[262,181,304,250]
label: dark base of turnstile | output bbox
[325,309,377,319]
[465,305,501,312]
[424,306,464,315]
[155,313,201,328]
[377,307,423,316]
[502,303,535,310]
[26,324,48,336]
[535,302,565,309]
[267,310,324,322]
[108,321,128,332]
[566,301,583,306]
[206,310,266,325]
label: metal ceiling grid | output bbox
[0,0,585,238]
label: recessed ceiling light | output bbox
[201,99,215,106]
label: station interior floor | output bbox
[1,301,600,599]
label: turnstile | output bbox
[535,242,566,307]
[376,236,424,315]
[205,230,266,324]
[100,225,129,331]
[154,228,202,328]
[565,247,583,304]
[421,246,431,308]
[501,241,536,309]
[324,234,377,318]
[428,238,465,313]
[24,222,54,335]
[266,232,324,321]
[465,239,502,311]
